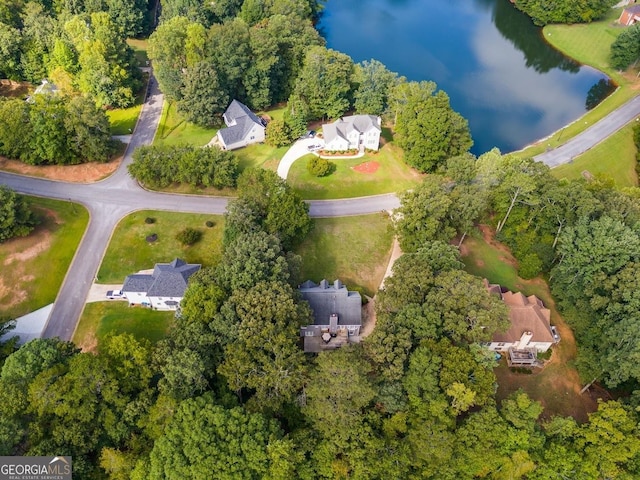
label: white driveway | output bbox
[277,138,322,179]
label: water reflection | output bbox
[318,0,611,154]
[586,79,617,110]
[491,0,579,74]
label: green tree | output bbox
[218,281,310,412]
[178,61,229,127]
[304,346,376,443]
[0,98,31,160]
[216,230,296,293]
[147,16,191,100]
[236,168,312,249]
[0,22,22,80]
[0,186,37,242]
[64,95,114,162]
[288,45,355,120]
[514,0,616,26]
[611,23,640,70]
[395,175,455,252]
[392,80,473,173]
[148,393,296,479]
[353,59,401,116]
[265,118,293,147]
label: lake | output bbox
[318,0,612,155]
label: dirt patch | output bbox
[0,81,32,98]
[4,230,52,266]
[360,297,377,338]
[0,156,121,183]
[353,161,380,174]
[0,210,59,310]
[77,331,98,354]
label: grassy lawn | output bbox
[295,213,395,296]
[74,302,173,351]
[287,134,422,200]
[552,123,637,187]
[154,101,218,147]
[107,72,148,135]
[126,39,150,68]
[107,103,144,136]
[235,143,288,172]
[97,211,224,283]
[460,227,598,422]
[518,7,639,159]
[0,197,88,319]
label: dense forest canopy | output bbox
[3,0,640,477]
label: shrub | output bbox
[146,233,158,243]
[518,253,542,279]
[145,217,156,224]
[205,220,215,228]
[350,285,369,305]
[176,227,202,246]
[307,157,335,177]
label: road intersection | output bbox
[1,75,639,341]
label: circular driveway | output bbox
[277,138,323,179]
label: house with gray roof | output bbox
[216,99,266,150]
[122,258,200,311]
[322,115,381,152]
[299,279,362,353]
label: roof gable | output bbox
[123,258,201,297]
[299,279,361,326]
[486,281,554,344]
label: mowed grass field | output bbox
[295,214,395,296]
[97,211,224,283]
[519,7,639,164]
[74,302,173,352]
[460,227,598,422]
[154,101,218,147]
[0,197,88,319]
[287,132,422,199]
[552,123,638,186]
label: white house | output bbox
[216,99,266,150]
[484,280,557,365]
[322,115,382,151]
[122,258,200,311]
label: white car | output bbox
[550,325,560,342]
[106,289,123,299]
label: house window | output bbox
[250,136,255,140]
[158,297,163,300]
[497,342,505,347]
[304,330,314,337]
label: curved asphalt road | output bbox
[1,73,638,341]
[0,76,398,340]
[534,94,640,167]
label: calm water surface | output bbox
[318,0,611,155]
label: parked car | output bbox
[550,325,560,342]
[106,289,123,299]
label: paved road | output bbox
[4,76,639,341]
[0,75,398,340]
[534,94,640,167]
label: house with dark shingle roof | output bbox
[483,280,557,365]
[299,279,362,353]
[619,4,640,25]
[322,115,381,152]
[216,99,266,150]
[122,258,200,311]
